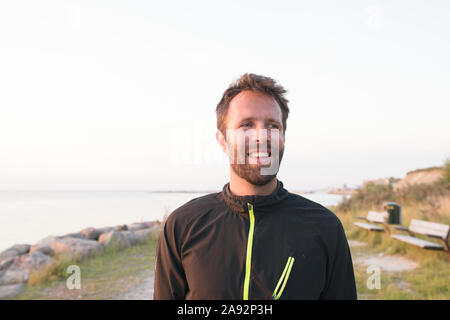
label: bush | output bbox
[337,184,395,212]
[336,181,450,213]
[444,158,450,184]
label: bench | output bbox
[354,211,390,233]
[392,219,450,258]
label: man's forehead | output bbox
[227,90,282,122]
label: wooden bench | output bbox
[354,211,390,233]
[392,219,450,258]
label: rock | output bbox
[80,227,102,241]
[0,268,29,286]
[51,237,103,260]
[29,245,54,256]
[96,226,115,235]
[141,221,156,228]
[33,236,57,247]
[0,244,31,262]
[29,236,58,257]
[0,283,26,299]
[121,231,141,245]
[0,256,15,272]
[14,251,55,272]
[0,251,55,286]
[12,244,30,255]
[134,229,155,243]
[127,223,148,232]
[98,230,131,250]
[60,232,86,240]
[115,224,128,231]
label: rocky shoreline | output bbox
[0,221,160,299]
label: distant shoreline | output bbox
[0,189,353,194]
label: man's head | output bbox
[215,73,290,186]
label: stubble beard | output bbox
[229,145,284,186]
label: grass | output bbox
[332,204,450,300]
[11,232,159,300]
[444,159,450,184]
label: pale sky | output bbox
[0,1,449,191]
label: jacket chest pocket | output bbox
[272,256,295,300]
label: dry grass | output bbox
[13,234,159,300]
[332,201,450,300]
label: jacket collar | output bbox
[221,179,289,216]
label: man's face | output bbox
[220,90,285,186]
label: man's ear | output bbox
[215,130,228,153]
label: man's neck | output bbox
[229,169,278,196]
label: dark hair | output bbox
[216,73,290,134]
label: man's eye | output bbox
[241,122,251,128]
[268,124,280,129]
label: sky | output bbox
[0,0,449,192]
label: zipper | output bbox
[272,256,295,300]
[243,203,255,300]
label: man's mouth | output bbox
[248,152,271,158]
[247,151,272,165]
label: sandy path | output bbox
[354,254,419,272]
[116,274,154,300]
[348,240,419,272]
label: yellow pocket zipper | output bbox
[272,256,295,300]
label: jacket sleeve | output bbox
[153,214,189,300]
[320,219,357,300]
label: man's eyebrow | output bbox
[238,117,257,123]
[238,117,281,124]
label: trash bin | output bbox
[383,202,402,225]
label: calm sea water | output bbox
[0,191,347,252]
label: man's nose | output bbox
[250,127,269,144]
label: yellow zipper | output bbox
[243,203,255,300]
[272,256,295,300]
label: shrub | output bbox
[443,158,450,184]
[336,181,450,212]
[337,184,394,212]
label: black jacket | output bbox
[154,180,357,300]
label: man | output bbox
[154,73,357,300]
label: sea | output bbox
[0,191,348,252]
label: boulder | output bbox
[32,236,57,247]
[0,244,30,261]
[96,226,115,236]
[60,232,86,240]
[0,256,16,273]
[14,251,55,272]
[98,230,131,250]
[127,223,148,232]
[29,245,54,256]
[0,268,29,286]
[0,283,26,299]
[134,228,155,243]
[141,221,156,228]
[121,231,141,245]
[51,237,103,260]
[29,236,58,257]
[80,227,102,241]
[115,224,128,231]
[0,251,54,286]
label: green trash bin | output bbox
[383,202,402,225]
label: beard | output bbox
[229,143,284,186]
